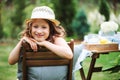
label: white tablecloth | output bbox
[73,44,93,72]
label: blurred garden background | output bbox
[0,0,120,80]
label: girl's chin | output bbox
[36,39,45,42]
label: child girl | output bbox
[8,6,73,80]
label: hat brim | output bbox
[48,19,60,26]
[26,18,60,26]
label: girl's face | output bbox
[31,19,50,42]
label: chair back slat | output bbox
[26,52,62,60]
[26,59,69,66]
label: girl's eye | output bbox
[33,25,38,28]
[42,26,47,29]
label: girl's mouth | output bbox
[35,33,44,37]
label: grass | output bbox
[0,40,120,80]
[0,42,17,80]
[75,53,120,80]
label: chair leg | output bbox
[79,68,86,80]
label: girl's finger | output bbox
[30,42,37,51]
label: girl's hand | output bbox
[35,41,46,47]
[21,36,38,51]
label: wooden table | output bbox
[80,50,120,80]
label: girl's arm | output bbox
[8,40,23,65]
[8,37,37,65]
[36,37,73,59]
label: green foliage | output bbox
[0,23,4,38]
[51,0,77,37]
[11,0,26,27]
[35,0,54,7]
[9,0,26,38]
[2,4,21,38]
[0,1,4,38]
[72,9,90,39]
[23,5,35,20]
[1,1,17,38]
[99,0,110,21]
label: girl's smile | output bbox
[31,19,50,42]
[34,32,44,38]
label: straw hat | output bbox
[28,6,60,26]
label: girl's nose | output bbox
[37,28,42,33]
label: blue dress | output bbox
[18,61,67,80]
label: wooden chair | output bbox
[22,39,74,80]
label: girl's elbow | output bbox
[8,60,13,65]
[67,53,73,59]
[8,58,16,65]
